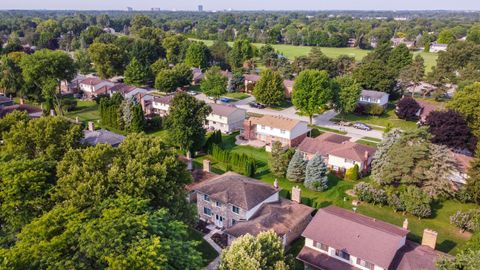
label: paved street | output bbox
[195,93,384,140]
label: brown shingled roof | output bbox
[297,246,360,270]
[249,115,304,131]
[194,172,278,210]
[302,206,409,269]
[153,95,175,105]
[329,142,376,163]
[80,77,103,86]
[298,133,351,156]
[209,104,244,117]
[225,198,314,238]
[109,83,137,95]
[390,240,449,270]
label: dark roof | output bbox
[297,246,360,270]
[186,169,219,191]
[153,95,175,105]
[225,198,314,237]
[302,206,409,269]
[109,83,137,95]
[82,129,126,147]
[361,90,389,99]
[0,104,42,118]
[0,95,12,104]
[209,104,244,117]
[244,74,261,82]
[194,172,278,210]
[390,240,448,270]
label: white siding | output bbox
[256,126,291,139]
[206,109,246,133]
[328,155,364,171]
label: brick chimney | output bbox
[203,159,211,173]
[87,121,94,131]
[19,98,25,105]
[292,186,301,203]
[364,151,369,160]
[421,229,438,249]
[403,218,408,230]
[273,179,279,189]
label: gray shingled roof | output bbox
[194,172,278,210]
[361,90,389,100]
[209,104,244,117]
[82,129,126,147]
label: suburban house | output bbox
[243,74,261,92]
[359,90,390,108]
[79,77,115,97]
[0,104,42,119]
[151,94,175,117]
[82,122,125,147]
[297,206,447,270]
[416,100,444,123]
[450,152,474,188]
[192,68,204,85]
[391,37,416,48]
[206,104,247,134]
[61,74,86,94]
[108,83,148,99]
[194,172,314,246]
[429,43,448,53]
[283,80,294,98]
[297,133,376,173]
[242,115,310,148]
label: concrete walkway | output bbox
[203,226,223,270]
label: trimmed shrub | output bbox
[345,164,359,181]
[210,144,256,177]
[354,182,387,205]
[450,209,480,232]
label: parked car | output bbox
[248,102,265,109]
[219,97,233,103]
[187,90,198,96]
[353,122,372,131]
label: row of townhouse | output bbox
[186,162,448,270]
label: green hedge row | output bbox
[209,144,256,177]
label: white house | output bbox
[242,115,310,148]
[359,90,390,108]
[429,43,448,53]
[206,104,246,134]
[79,77,115,97]
[151,95,174,116]
[108,83,148,99]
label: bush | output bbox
[355,104,384,116]
[354,182,387,205]
[400,186,432,218]
[395,97,421,120]
[210,144,256,177]
[450,209,480,232]
[61,98,78,112]
[204,130,222,151]
[387,192,406,212]
[345,164,359,181]
[145,116,162,132]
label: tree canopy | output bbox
[253,69,285,107]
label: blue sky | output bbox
[2,0,480,11]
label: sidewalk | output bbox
[204,226,223,270]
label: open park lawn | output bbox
[193,133,477,256]
[194,39,438,72]
[334,103,419,131]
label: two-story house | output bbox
[79,77,115,98]
[206,104,246,134]
[297,133,376,174]
[242,115,310,148]
[297,206,447,270]
[151,95,175,116]
[108,83,148,99]
[359,90,390,108]
[194,172,314,246]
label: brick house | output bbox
[242,115,310,147]
[297,206,448,270]
[194,172,314,246]
[297,133,376,174]
[206,104,246,134]
[79,77,115,98]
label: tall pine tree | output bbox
[286,150,307,182]
[304,154,329,191]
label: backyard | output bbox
[193,39,438,72]
[193,132,477,257]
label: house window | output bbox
[356,258,374,270]
[203,194,210,201]
[280,129,286,134]
[231,219,237,226]
[203,207,212,216]
[335,249,350,261]
[232,206,240,214]
[260,125,265,130]
[313,241,328,252]
[216,201,222,207]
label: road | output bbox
[195,93,384,140]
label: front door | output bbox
[215,214,224,228]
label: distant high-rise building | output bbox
[198,5,203,12]
[151,8,161,11]
[127,7,133,12]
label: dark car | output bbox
[248,102,265,109]
[353,122,372,131]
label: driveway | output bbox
[195,94,384,140]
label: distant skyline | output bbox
[2,0,480,11]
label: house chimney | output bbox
[87,121,94,131]
[364,151,369,160]
[203,159,211,173]
[403,219,408,230]
[292,186,301,203]
[421,229,438,249]
[19,98,25,105]
[50,109,56,116]
[273,179,279,189]
[75,116,79,124]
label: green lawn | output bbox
[193,39,437,71]
[356,139,379,147]
[193,133,476,255]
[310,125,348,135]
[224,92,250,100]
[187,229,219,267]
[334,104,418,131]
[65,100,101,123]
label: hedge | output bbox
[209,144,256,177]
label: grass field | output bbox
[187,229,219,267]
[194,39,438,71]
[193,132,477,256]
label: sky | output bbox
[1,0,480,11]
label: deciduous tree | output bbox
[201,66,227,103]
[253,69,285,107]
